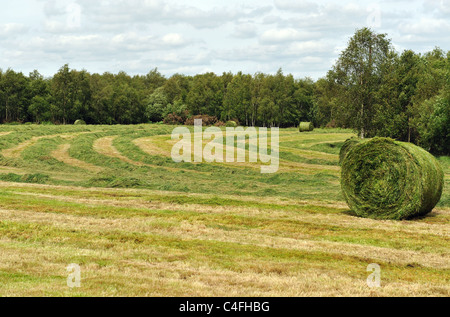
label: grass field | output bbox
[0,124,448,297]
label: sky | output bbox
[0,0,449,79]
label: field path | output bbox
[94,136,146,166]
[51,144,103,173]
[133,135,174,157]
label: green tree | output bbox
[146,87,170,122]
[330,27,394,138]
[223,72,252,124]
[51,64,73,124]
[291,78,315,127]
[186,73,223,117]
[0,69,29,122]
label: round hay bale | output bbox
[74,119,86,125]
[340,137,444,220]
[226,120,238,128]
[299,122,314,132]
[339,137,362,165]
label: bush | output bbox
[325,120,337,129]
[164,113,184,125]
[340,137,444,220]
[185,115,218,126]
[214,121,226,127]
[74,119,86,125]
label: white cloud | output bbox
[274,0,318,12]
[162,33,187,47]
[0,23,28,37]
[399,17,450,35]
[260,28,319,44]
[0,0,448,80]
[232,23,258,39]
[288,41,330,54]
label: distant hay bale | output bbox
[299,122,314,132]
[226,120,238,128]
[74,119,86,125]
[340,137,444,220]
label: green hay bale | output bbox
[339,137,362,165]
[299,122,314,132]
[340,137,444,220]
[74,119,86,125]
[226,120,238,128]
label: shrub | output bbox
[325,120,337,129]
[214,121,226,127]
[340,137,444,220]
[185,115,218,126]
[163,113,184,125]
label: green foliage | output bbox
[318,31,449,155]
[340,137,444,220]
[146,87,170,122]
[413,96,449,155]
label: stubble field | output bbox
[0,124,448,296]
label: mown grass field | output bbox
[0,124,448,297]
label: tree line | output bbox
[0,66,315,128]
[0,28,448,154]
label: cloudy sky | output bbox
[0,0,449,79]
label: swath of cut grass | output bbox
[51,144,104,173]
[94,136,147,166]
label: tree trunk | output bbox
[360,103,365,139]
[5,98,9,122]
